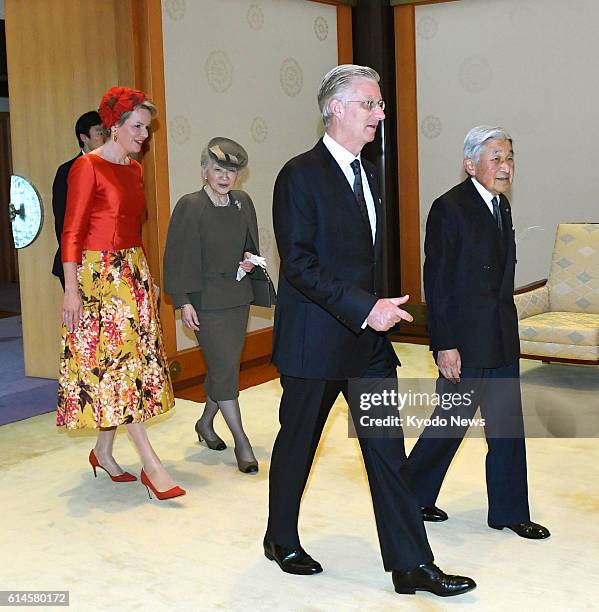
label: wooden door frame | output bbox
[390,0,459,343]
[394,0,459,303]
[132,0,354,386]
[0,111,18,284]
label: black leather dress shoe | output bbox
[263,538,323,575]
[490,521,550,539]
[392,562,476,597]
[421,506,448,522]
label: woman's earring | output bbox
[112,131,118,142]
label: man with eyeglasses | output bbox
[264,64,476,598]
[51,111,107,289]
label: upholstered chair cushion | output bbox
[520,340,599,361]
[519,312,599,345]
[547,224,599,313]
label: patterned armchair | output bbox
[514,223,599,364]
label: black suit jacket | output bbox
[272,138,397,380]
[51,153,81,284]
[423,178,519,369]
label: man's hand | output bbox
[437,348,461,384]
[366,295,414,332]
[181,303,200,331]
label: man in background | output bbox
[51,111,106,288]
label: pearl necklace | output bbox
[204,184,230,207]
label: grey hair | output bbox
[318,64,380,127]
[463,125,512,163]
[115,101,158,127]
[200,145,211,170]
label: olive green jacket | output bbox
[163,188,260,309]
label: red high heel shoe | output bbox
[140,469,186,500]
[89,450,137,482]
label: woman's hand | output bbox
[62,261,82,332]
[62,289,83,332]
[181,304,200,331]
[240,251,255,273]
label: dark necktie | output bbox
[492,196,502,231]
[350,159,370,227]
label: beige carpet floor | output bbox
[1,344,598,611]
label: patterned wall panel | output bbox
[162,0,338,350]
[415,0,599,289]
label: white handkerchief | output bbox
[236,254,267,281]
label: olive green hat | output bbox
[207,136,248,171]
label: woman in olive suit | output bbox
[164,137,260,474]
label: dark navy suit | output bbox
[51,153,81,288]
[408,178,530,526]
[266,139,433,572]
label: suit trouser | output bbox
[266,336,433,571]
[407,362,530,526]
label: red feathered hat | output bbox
[98,86,152,129]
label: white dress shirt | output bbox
[323,132,377,244]
[470,176,497,215]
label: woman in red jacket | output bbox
[57,86,184,501]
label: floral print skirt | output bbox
[57,247,174,429]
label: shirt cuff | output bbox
[173,293,191,309]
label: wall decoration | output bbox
[314,16,329,41]
[205,50,234,93]
[279,58,303,97]
[416,15,438,40]
[420,115,442,139]
[165,0,186,21]
[169,116,191,145]
[247,4,265,30]
[250,116,268,143]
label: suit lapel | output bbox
[499,196,514,246]
[499,195,516,288]
[464,178,497,229]
[365,166,382,254]
[315,140,373,243]
[464,179,508,253]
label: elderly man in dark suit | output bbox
[51,111,106,288]
[263,64,475,598]
[407,126,550,540]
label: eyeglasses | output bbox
[344,99,386,112]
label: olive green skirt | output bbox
[190,294,250,400]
